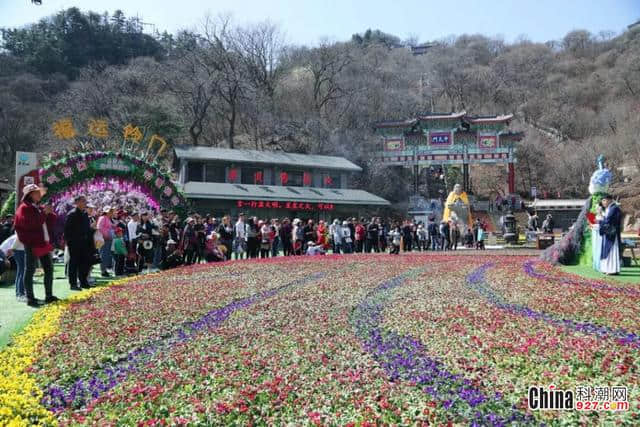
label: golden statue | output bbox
[442,184,473,226]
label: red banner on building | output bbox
[477,134,498,149]
[303,172,312,186]
[254,170,263,184]
[228,168,238,182]
[280,172,288,185]
[237,200,334,211]
[383,139,404,151]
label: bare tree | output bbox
[305,41,353,115]
[162,32,219,146]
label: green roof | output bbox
[182,182,390,206]
[174,146,362,172]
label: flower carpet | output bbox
[0,254,638,425]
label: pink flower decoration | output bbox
[155,177,164,188]
[76,161,87,172]
[62,167,73,178]
[163,186,173,197]
[46,174,59,184]
[143,170,154,181]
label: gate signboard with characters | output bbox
[15,151,40,210]
[375,112,523,195]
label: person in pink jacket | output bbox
[97,206,115,277]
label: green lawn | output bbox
[0,264,112,349]
[560,264,640,284]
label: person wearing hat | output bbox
[305,240,325,256]
[599,195,623,275]
[181,216,197,265]
[136,212,155,272]
[14,184,58,306]
[97,206,115,277]
[205,232,225,262]
[64,195,93,290]
[162,239,184,270]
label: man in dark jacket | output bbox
[303,219,315,251]
[366,219,379,253]
[428,220,439,250]
[279,218,293,256]
[64,195,93,290]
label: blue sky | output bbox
[1,0,638,45]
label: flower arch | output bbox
[39,151,189,216]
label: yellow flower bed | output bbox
[0,278,135,426]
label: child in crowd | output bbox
[389,225,402,255]
[112,228,128,276]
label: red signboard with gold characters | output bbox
[237,200,334,211]
[383,139,404,151]
[477,134,498,149]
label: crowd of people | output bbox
[0,185,492,307]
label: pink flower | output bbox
[155,177,164,188]
[76,161,87,172]
[62,167,72,178]
[143,170,154,181]
[163,186,173,197]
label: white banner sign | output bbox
[15,151,39,209]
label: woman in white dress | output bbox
[598,195,622,275]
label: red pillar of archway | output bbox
[507,162,515,194]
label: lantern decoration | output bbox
[324,176,333,186]
[280,172,289,185]
[303,172,312,186]
[254,171,263,184]
[228,168,238,182]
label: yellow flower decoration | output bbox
[0,276,141,426]
[149,134,168,157]
[87,118,109,138]
[51,118,76,140]
[123,124,143,143]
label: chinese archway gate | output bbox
[374,111,523,196]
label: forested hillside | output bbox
[1,8,639,206]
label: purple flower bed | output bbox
[351,271,535,426]
[42,273,326,411]
[467,263,640,349]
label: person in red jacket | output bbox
[13,184,58,307]
[355,220,366,253]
